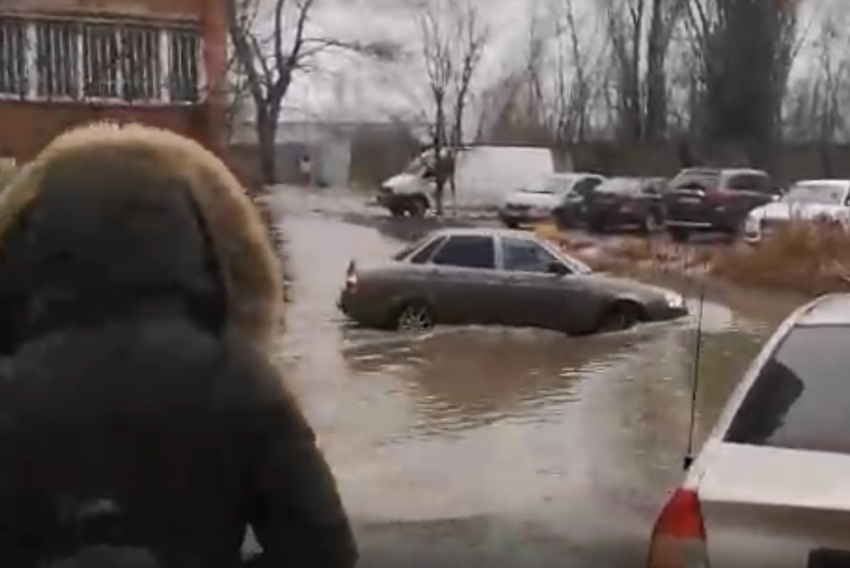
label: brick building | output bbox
[0,0,227,162]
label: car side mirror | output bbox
[547,262,570,276]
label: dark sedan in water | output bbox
[337,228,687,335]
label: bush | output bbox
[711,220,850,295]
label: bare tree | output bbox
[683,0,800,166]
[600,0,687,140]
[783,6,848,174]
[414,0,489,215]
[226,0,398,184]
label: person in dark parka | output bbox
[0,123,358,568]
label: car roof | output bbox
[427,226,543,241]
[675,167,766,176]
[720,168,768,176]
[793,294,850,327]
[793,179,850,188]
[548,172,603,181]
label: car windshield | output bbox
[595,178,641,195]
[724,325,850,454]
[782,183,847,205]
[520,177,566,195]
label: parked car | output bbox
[743,179,850,243]
[663,167,779,242]
[646,293,850,568]
[583,177,667,233]
[337,227,687,335]
[377,145,555,217]
[499,172,604,228]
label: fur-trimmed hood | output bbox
[0,123,283,351]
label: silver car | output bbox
[647,293,850,568]
[337,227,686,334]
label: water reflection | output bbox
[343,326,656,436]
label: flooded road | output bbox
[269,187,799,567]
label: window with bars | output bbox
[0,18,28,96]
[82,23,120,98]
[0,19,200,104]
[35,20,78,99]
[121,25,161,101]
[169,29,199,102]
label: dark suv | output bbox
[663,168,779,242]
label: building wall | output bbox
[0,101,210,158]
[0,0,206,22]
[0,0,227,163]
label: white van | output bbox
[376,145,555,216]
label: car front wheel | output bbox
[596,301,643,334]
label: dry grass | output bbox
[711,220,850,295]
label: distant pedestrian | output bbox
[300,154,315,187]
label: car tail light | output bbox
[646,488,709,568]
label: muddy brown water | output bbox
[268,187,800,567]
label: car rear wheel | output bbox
[407,195,429,218]
[643,212,664,234]
[395,302,434,331]
[502,218,520,229]
[596,301,642,334]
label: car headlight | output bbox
[664,292,684,309]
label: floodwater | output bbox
[269,186,800,568]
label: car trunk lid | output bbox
[697,443,850,567]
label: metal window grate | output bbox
[121,25,160,101]
[2,19,201,105]
[35,20,78,99]
[169,29,198,102]
[0,17,27,96]
[82,23,119,99]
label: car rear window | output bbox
[409,236,446,264]
[725,326,850,453]
[670,171,720,191]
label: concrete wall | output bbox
[232,120,421,189]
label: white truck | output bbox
[376,145,555,217]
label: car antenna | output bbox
[683,280,706,471]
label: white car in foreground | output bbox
[647,293,850,568]
[743,179,850,243]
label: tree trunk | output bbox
[256,106,279,185]
[644,0,668,140]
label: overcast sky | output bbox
[256,0,838,123]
